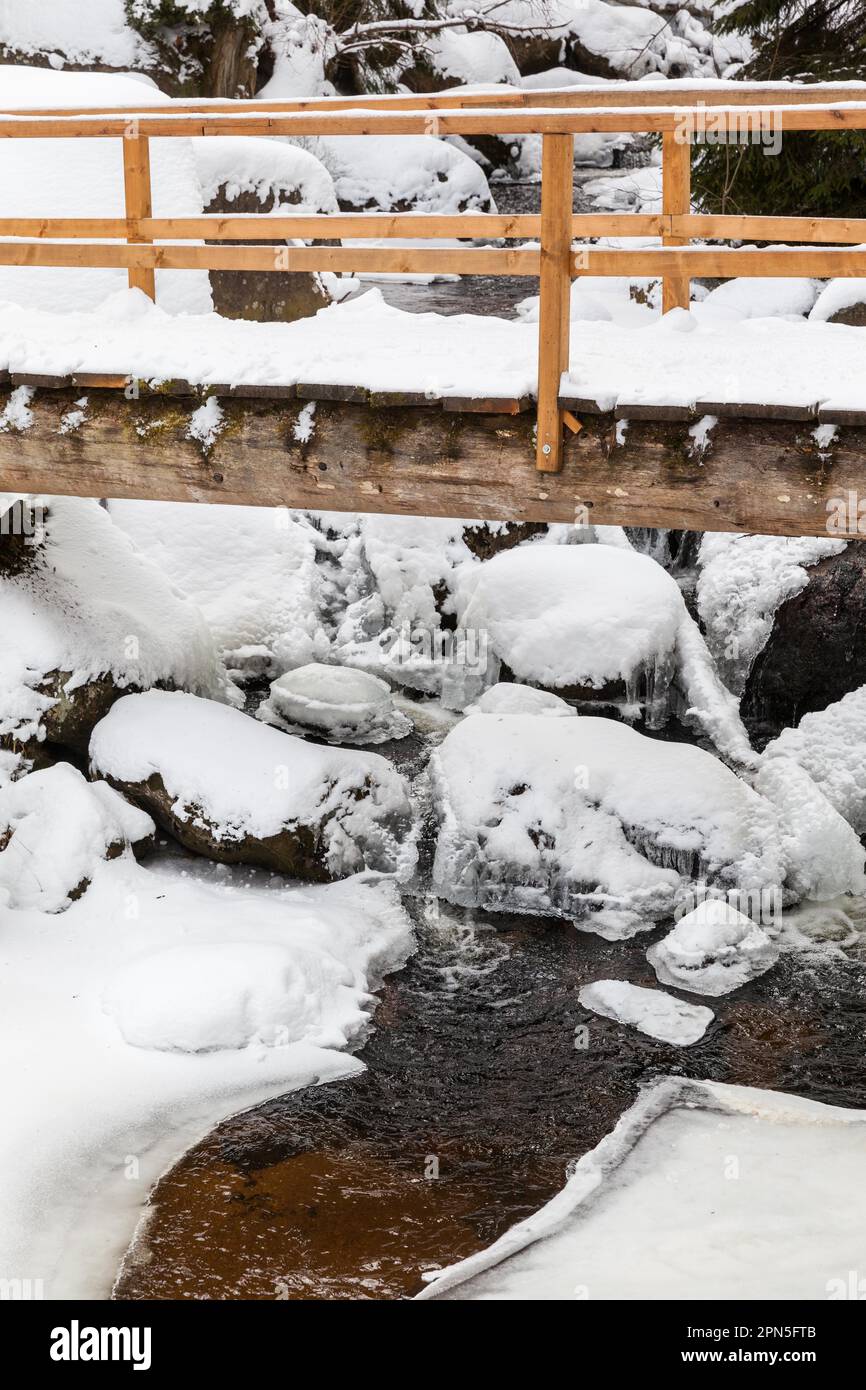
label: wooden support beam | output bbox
[1,388,865,538]
[122,132,155,300]
[536,133,573,473]
[0,241,541,276]
[662,131,691,314]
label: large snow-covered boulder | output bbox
[453,543,744,738]
[454,543,682,714]
[0,496,224,762]
[647,899,780,997]
[0,763,154,913]
[109,501,329,681]
[468,683,576,718]
[259,663,412,745]
[89,691,413,880]
[430,713,783,924]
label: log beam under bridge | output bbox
[1,384,865,539]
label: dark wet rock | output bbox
[205,185,331,323]
[742,545,866,745]
[462,521,548,561]
[828,301,866,327]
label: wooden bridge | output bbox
[1,82,866,536]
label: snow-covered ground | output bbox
[418,1079,866,1300]
[0,854,413,1298]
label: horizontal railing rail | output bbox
[0,91,864,471]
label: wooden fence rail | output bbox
[1,85,865,472]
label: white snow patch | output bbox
[579,979,714,1045]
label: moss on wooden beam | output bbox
[0,386,865,538]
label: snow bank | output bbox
[109,500,329,680]
[89,690,413,879]
[647,898,779,996]
[0,762,153,912]
[579,979,714,1045]
[418,1079,866,1300]
[697,277,821,324]
[0,0,151,70]
[431,713,783,923]
[259,662,412,745]
[0,66,209,314]
[0,497,224,751]
[0,857,413,1296]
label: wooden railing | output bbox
[0,84,865,472]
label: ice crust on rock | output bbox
[259,662,412,744]
[647,899,780,997]
[579,979,714,1046]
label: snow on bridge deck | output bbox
[1,287,865,419]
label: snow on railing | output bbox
[0,83,865,471]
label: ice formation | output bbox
[647,899,780,997]
[259,663,412,745]
[579,979,714,1046]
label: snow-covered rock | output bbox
[468,683,576,718]
[763,688,866,835]
[430,713,783,923]
[314,133,494,213]
[454,544,682,718]
[0,763,154,913]
[0,497,224,759]
[696,278,821,324]
[696,533,846,696]
[89,690,414,880]
[109,501,329,681]
[647,899,779,997]
[452,541,751,760]
[104,939,363,1054]
[579,979,714,1045]
[193,136,338,217]
[810,279,866,327]
[427,32,521,87]
[259,663,412,745]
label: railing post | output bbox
[536,132,573,473]
[662,129,690,314]
[122,126,155,301]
